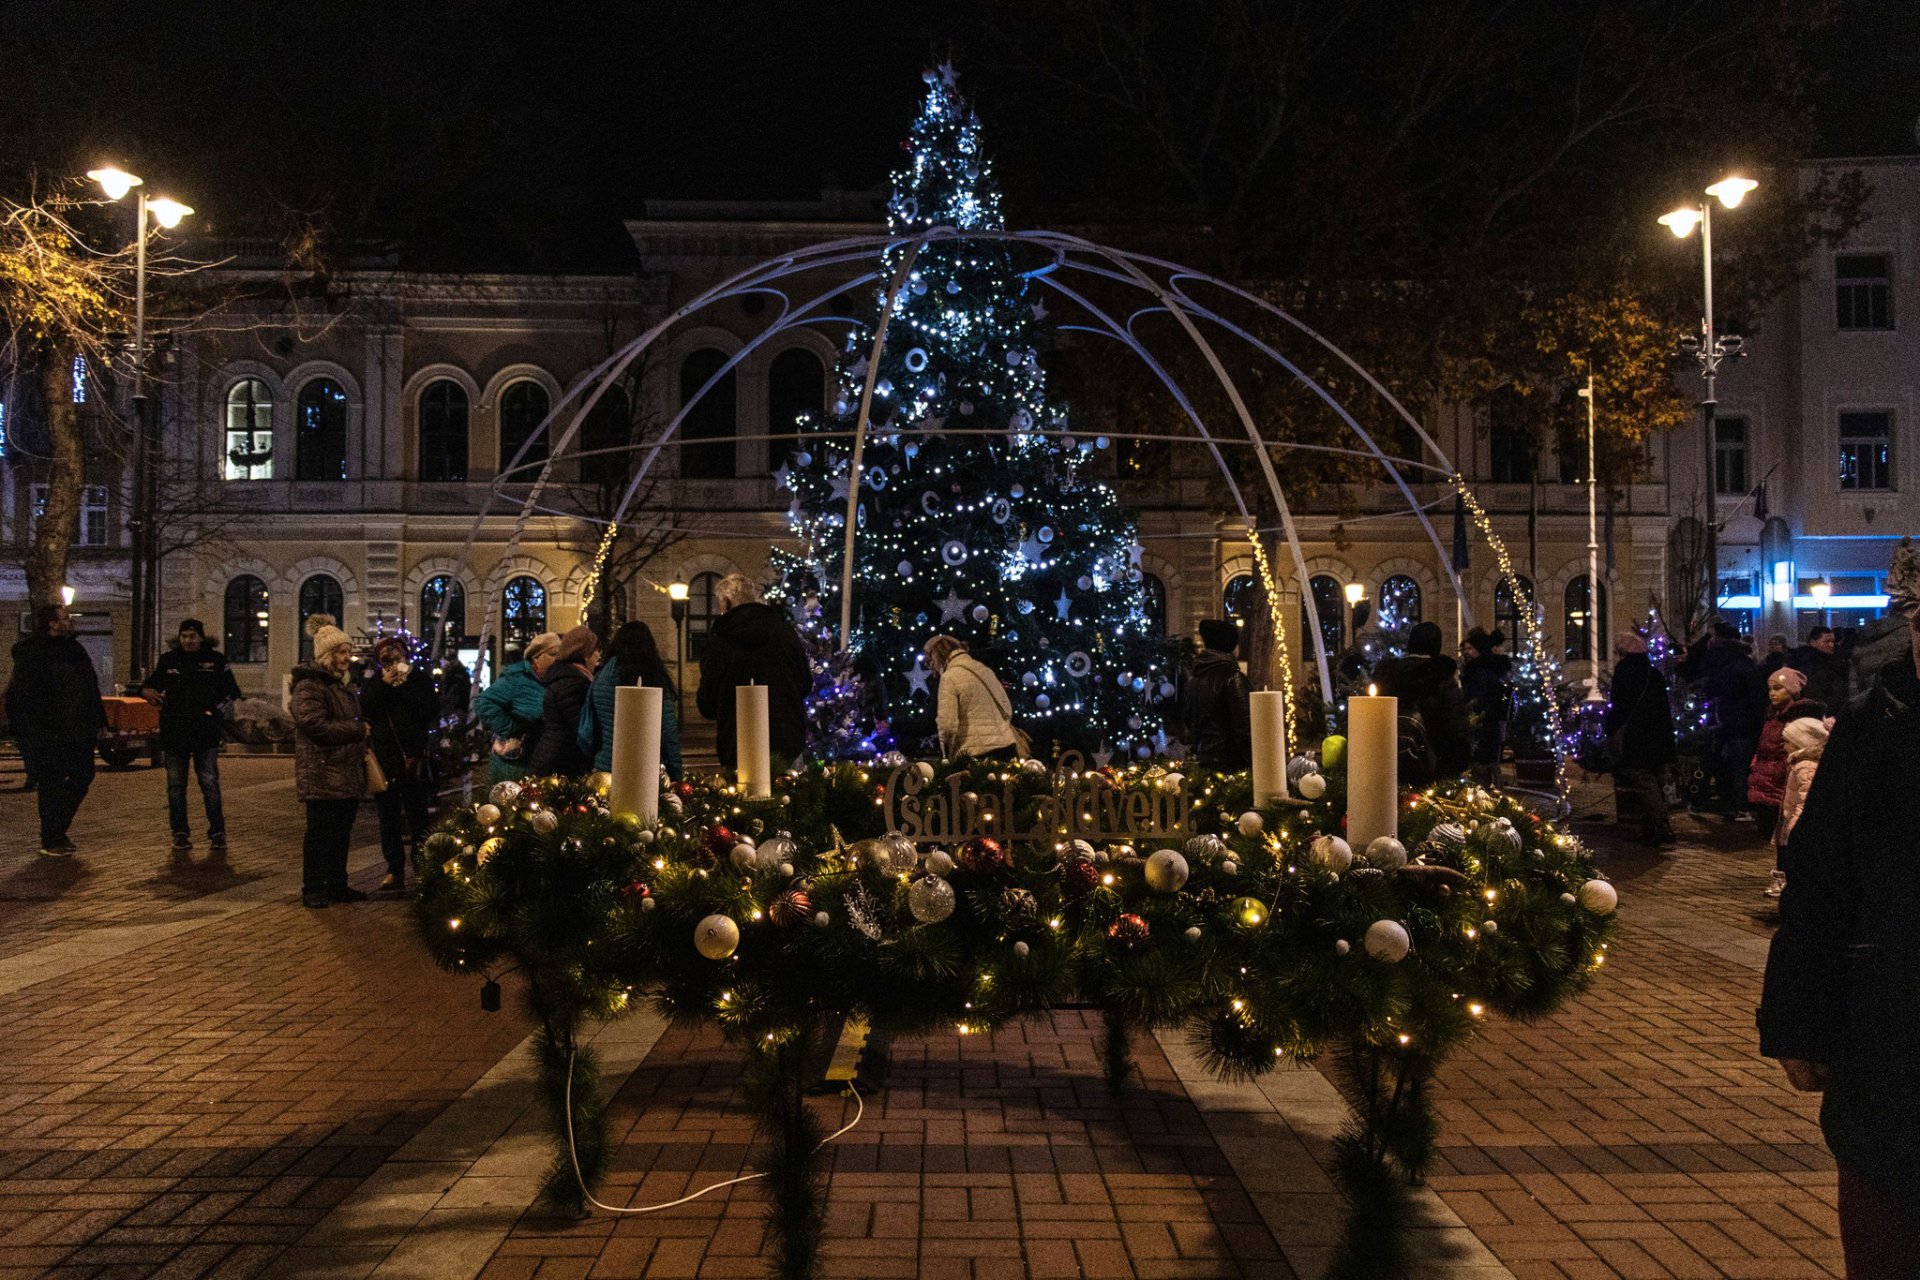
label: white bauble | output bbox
[1185,834,1227,862]
[1482,920,1499,934]
[1560,892,1577,906]
[729,842,759,872]
[907,875,957,924]
[488,781,522,807]
[1144,849,1190,893]
[1184,925,1204,942]
[1429,822,1467,853]
[1013,940,1030,958]
[636,828,657,846]
[1334,939,1351,956]
[1364,836,1408,870]
[1067,838,1097,861]
[1364,920,1412,963]
[1310,835,1353,873]
[924,849,956,878]
[1237,811,1265,837]
[1220,859,1239,877]
[870,833,918,876]
[757,833,797,872]
[1021,758,1048,775]
[530,809,559,836]
[695,914,740,960]
[475,803,502,827]
[1577,879,1618,915]
[913,761,936,782]
[1297,773,1327,800]
[1489,818,1523,853]
[812,910,830,928]
[1161,772,1186,791]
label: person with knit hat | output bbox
[475,630,561,783]
[1177,620,1253,770]
[527,624,598,776]
[1372,621,1473,784]
[362,635,439,891]
[1460,627,1513,785]
[1760,539,1920,1269]
[1747,664,1825,846]
[290,615,369,907]
[1763,716,1829,899]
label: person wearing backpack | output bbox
[1178,620,1253,771]
[1372,621,1472,785]
[925,634,1021,760]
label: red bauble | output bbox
[620,881,651,905]
[960,836,1011,875]
[674,780,696,799]
[702,824,736,861]
[1061,859,1100,898]
[768,888,813,926]
[1107,913,1150,949]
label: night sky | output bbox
[1,1,1913,271]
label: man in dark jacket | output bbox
[697,574,809,771]
[141,618,242,853]
[1603,632,1676,846]
[1701,629,1767,819]
[1759,547,1920,1270]
[1371,621,1472,783]
[5,603,104,856]
[1460,627,1513,785]
[1785,626,1849,711]
[1178,620,1252,770]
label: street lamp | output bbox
[668,580,690,698]
[1808,577,1832,629]
[89,165,194,687]
[1344,581,1367,647]
[1575,376,1605,702]
[60,584,76,608]
[1660,174,1756,627]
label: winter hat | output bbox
[1613,630,1648,656]
[1783,717,1828,756]
[304,613,352,663]
[177,618,207,638]
[1198,619,1240,653]
[373,636,410,663]
[553,624,598,666]
[1408,621,1444,656]
[1769,666,1807,697]
[1465,626,1505,654]
[521,631,563,664]
[1888,536,1919,618]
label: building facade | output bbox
[5,166,1911,706]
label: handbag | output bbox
[364,747,390,795]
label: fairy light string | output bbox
[1244,523,1296,759]
[577,519,620,623]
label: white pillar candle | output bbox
[1249,690,1288,804]
[1346,686,1399,852]
[609,684,663,824]
[736,682,772,798]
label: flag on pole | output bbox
[1753,481,1769,522]
[1527,480,1539,580]
[1604,494,1616,573]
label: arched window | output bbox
[224,575,271,664]
[579,385,632,466]
[687,570,724,662]
[501,575,548,665]
[420,575,466,649]
[767,348,825,472]
[1140,573,1168,636]
[679,349,738,479]
[295,378,348,480]
[1222,573,1258,623]
[1377,575,1422,640]
[418,379,469,482]
[498,380,551,474]
[1304,574,1344,660]
[1494,574,1534,642]
[224,378,274,480]
[1563,575,1610,662]
[298,574,344,662]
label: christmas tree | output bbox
[773,66,1172,759]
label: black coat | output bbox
[1371,652,1473,777]
[361,667,441,776]
[1179,649,1252,770]
[1759,654,1920,1179]
[140,646,242,752]
[1602,652,1676,767]
[528,662,594,776]
[1701,643,1767,738]
[1786,644,1849,711]
[695,602,810,769]
[5,633,104,745]
[1460,652,1514,766]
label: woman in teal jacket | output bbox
[579,621,683,780]
[475,632,561,783]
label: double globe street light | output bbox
[1660,175,1757,624]
[86,166,194,684]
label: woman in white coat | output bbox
[925,635,1020,761]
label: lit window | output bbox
[224,575,271,663]
[224,379,274,480]
[1838,412,1893,491]
[1303,574,1344,659]
[1494,574,1534,640]
[0,399,8,457]
[421,576,466,647]
[296,378,349,480]
[501,576,548,664]
[298,574,343,661]
[1563,575,1609,662]
[1377,575,1422,642]
[71,355,88,404]
[30,484,110,547]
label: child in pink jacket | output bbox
[1765,716,1829,899]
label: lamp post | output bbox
[1344,581,1366,650]
[1808,577,1832,630]
[1660,175,1755,630]
[88,166,193,686]
[668,580,690,700]
[1575,375,1605,702]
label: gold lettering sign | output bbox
[882,759,1190,846]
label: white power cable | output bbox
[563,1047,864,1215]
